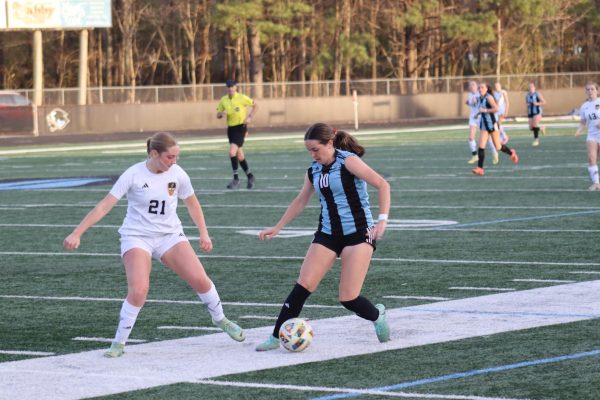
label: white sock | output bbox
[487,138,498,155]
[113,300,141,344]
[588,165,599,184]
[468,139,477,153]
[198,283,225,322]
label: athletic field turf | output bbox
[1,123,599,399]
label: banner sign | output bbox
[4,0,111,29]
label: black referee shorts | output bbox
[227,124,247,147]
[312,229,376,257]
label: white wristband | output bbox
[378,213,388,221]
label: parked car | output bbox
[0,91,34,133]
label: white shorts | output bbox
[586,135,600,146]
[469,114,480,127]
[120,232,188,262]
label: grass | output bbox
[2,123,600,399]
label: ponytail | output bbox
[304,123,365,157]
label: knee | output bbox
[127,285,149,306]
[339,288,360,303]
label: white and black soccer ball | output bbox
[278,318,314,352]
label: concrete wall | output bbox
[33,87,585,136]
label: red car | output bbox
[0,91,34,133]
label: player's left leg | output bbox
[586,139,600,190]
[339,243,389,342]
[161,241,245,341]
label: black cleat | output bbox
[227,179,240,189]
[247,174,255,189]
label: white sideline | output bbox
[1,281,600,400]
[194,379,527,400]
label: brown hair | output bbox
[304,122,365,157]
[146,131,177,154]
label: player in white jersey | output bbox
[575,83,600,191]
[493,82,510,145]
[466,81,498,164]
[63,132,245,357]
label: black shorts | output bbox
[528,111,541,118]
[312,229,376,257]
[227,124,247,147]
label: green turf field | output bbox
[1,123,600,399]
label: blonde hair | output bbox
[146,131,177,154]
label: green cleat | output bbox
[255,335,280,352]
[213,317,245,342]
[104,341,125,358]
[374,304,391,343]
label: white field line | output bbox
[0,122,578,157]
[0,294,343,309]
[384,295,452,301]
[1,187,594,193]
[512,279,576,283]
[3,223,600,234]
[5,223,600,234]
[0,350,55,356]
[157,326,221,332]
[569,271,600,275]
[72,337,146,344]
[238,315,278,320]
[193,379,526,400]
[449,287,516,292]
[1,281,599,400]
[1,251,599,267]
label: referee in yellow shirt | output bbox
[216,79,258,189]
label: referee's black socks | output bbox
[271,283,312,338]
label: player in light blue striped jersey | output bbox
[255,123,391,351]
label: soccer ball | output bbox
[278,318,314,352]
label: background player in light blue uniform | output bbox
[526,82,546,146]
[472,83,519,176]
[255,122,391,351]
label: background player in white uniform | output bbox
[575,82,600,191]
[63,132,245,357]
[494,82,510,144]
[466,81,498,164]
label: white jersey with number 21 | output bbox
[110,161,195,236]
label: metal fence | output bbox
[17,71,600,105]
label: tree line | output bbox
[0,0,598,95]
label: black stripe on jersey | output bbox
[320,165,343,236]
[340,163,368,232]
[307,167,313,184]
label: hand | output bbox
[259,227,279,240]
[368,221,388,241]
[245,115,253,124]
[63,233,81,250]
[217,112,225,119]
[199,236,213,252]
[479,107,486,113]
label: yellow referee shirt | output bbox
[216,92,255,127]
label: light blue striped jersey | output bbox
[526,91,543,115]
[307,149,374,235]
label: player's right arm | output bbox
[63,193,119,250]
[575,110,587,137]
[259,175,314,240]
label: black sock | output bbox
[500,145,512,155]
[240,159,250,175]
[271,283,311,338]
[230,157,239,179]
[477,148,485,168]
[533,127,539,139]
[341,296,379,321]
